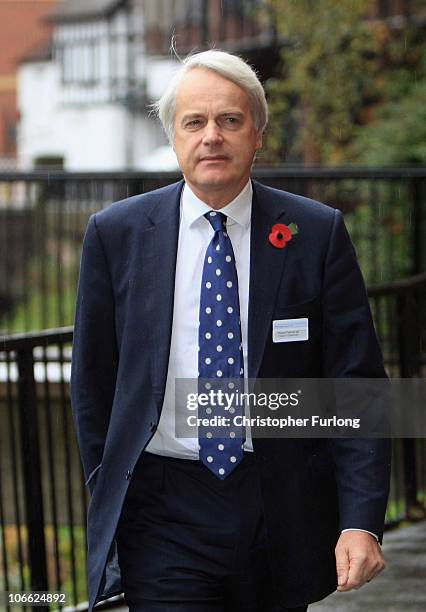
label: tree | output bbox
[262,0,426,166]
[350,26,426,165]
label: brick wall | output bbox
[0,0,57,162]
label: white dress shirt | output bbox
[146,179,253,457]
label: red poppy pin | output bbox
[269,223,298,249]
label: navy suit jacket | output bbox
[70,179,391,610]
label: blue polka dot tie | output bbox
[198,210,245,479]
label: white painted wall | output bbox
[17,57,170,171]
[17,61,62,168]
[139,56,179,101]
[18,61,135,170]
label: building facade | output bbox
[16,0,423,171]
[17,0,278,170]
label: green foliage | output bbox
[351,31,426,165]
[351,81,426,165]
[0,287,76,333]
[0,209,80,333]
[263,0,376,164]
[262,0,426,166]
[1,524,87,609]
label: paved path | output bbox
[111,521,426,612]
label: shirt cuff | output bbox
[341,528,379,541]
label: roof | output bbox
[47,0,125,22]
[19,40,53,64]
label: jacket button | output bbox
[125,469,132,480]
[150,421,157,432]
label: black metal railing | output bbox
[0,273,425,610]
[0,329,77,612]
[368,272,426,521]
[1,167,424,335]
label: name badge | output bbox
[272,318,309,343]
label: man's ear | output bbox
[255,131,263,151]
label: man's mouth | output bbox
[199,156,229,162]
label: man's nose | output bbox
[202,121,223,145]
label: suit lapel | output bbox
[144,180,184,409]
[248,180,291,379]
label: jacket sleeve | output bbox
[322,209,392,543]
[70,213,119,493]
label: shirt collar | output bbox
[181,180,252,230]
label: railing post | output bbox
[17,346,49,612]
[411,177,423,275]
[396,292,420,518]
[402,441,419,519]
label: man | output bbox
[70,50,391,611]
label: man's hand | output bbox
[335,530,386,591]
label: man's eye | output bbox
[185,119,201,128]
[223,116,240,126]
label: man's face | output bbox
[173,68,262,206]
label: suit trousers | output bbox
[115,450,308,612]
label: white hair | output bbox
[152,49,268,143]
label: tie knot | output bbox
[205,210,227,233]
